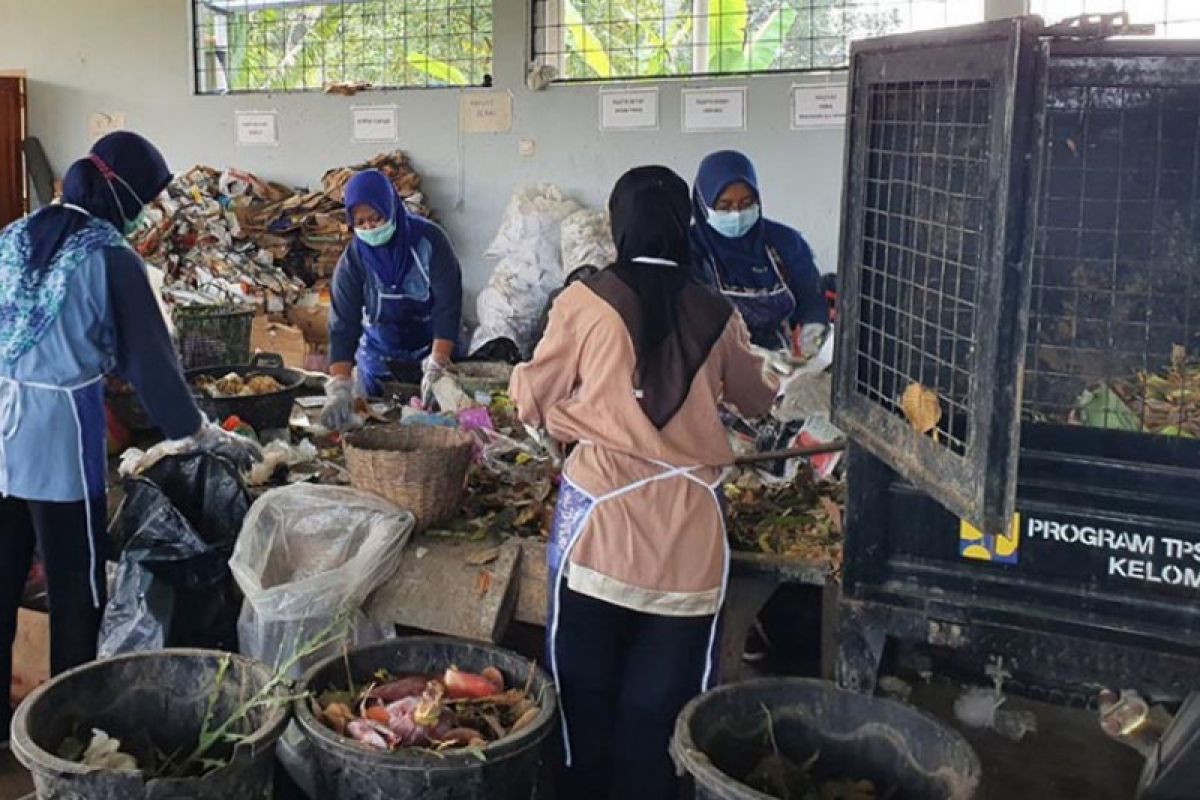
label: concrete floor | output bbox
[906,681,1144,800]
[0,750,32,800]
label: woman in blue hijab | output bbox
[0,132,250,741]
[322,169,464,429]
[691,150,829,358]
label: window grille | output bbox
[192,0,493,94]
[531,0,985,82]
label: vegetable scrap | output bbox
[743,707,883,800]
[59,728,139,772]
[316,665,541,754]
[192,372,284,399]
[1074,346,1199,437]
[724,469,844,570]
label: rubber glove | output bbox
[191,422,263,470]
[792,322,829,361]
[420,355,449,411]
[320,375,355,431]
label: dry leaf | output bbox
[900,383,942,435]
[1172,344,1187,368]
[466,547,500,567]
[818,495,844,535]
[1065,138,1078,156]
[476,569,493,597]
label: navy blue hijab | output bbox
[344,169,414,286]
[690,149,770,279]
[29,131,171,272]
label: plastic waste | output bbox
[230,484,414,679]
[99,453,251,658]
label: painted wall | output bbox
[0,0,1024,306]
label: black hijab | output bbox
[28,131,172,272]
[586,166,734,429]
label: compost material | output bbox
[192,371,284,398]
[1074,346,1200,437]
[316,665,541,754]
[725,469,844,570]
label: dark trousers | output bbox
[553,587,715,800]
[0,496,107,730]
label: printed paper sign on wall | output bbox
[235,111,278,147]
[352,106,399,143]
[682,87,747,133]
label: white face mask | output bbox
[705,204,761,238]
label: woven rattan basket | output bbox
[343,425,473,530]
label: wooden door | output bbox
[0,76,27,226]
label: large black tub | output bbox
[294,637,557,799]
[672,678,980,799]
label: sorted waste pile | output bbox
[316,665,541,753]
[471,185,619,357]
[131,151,432,310]
[192,371,283,399]
[1074,346,1199,437]
[725,468,844,570]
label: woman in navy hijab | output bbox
[691,150,829,359]
[322,170,463,429]
[0,132,252,742]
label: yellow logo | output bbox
[959,514,1021,564]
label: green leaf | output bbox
[1075,386,1141,432]
[407,52,468,86]
[746,3,798,70]
[707,0,749,73]
[562,0,613,78]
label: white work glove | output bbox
[420,356,449,411]
[792,322,829,361]
[191,422,263,470]
[320,375,356,431]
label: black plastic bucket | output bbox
[672,678,980,800]
[294,637,557,800]
[10,648,289,800]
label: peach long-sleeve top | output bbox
[509,281,777,616]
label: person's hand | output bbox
[421,356,449,410]
[792,322,829,361]
[192,423,263,470]
[320,375,355,431]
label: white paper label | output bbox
[599,88,660,131]
[352,106,399,142]
[88,111,126,142]
[792,85,848,129]
[682,87,746,132]
[236,111,278,147]
[459,92,513,134]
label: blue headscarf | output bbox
[0,131,171,364]
[344,169,414,286]
[690,150,770,279]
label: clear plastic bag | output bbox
[230,484,414,677]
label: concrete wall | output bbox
[0,0,1026,305]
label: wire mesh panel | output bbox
[192,0,493,94]
[1024,45,1200,439]
[834,18,1043,535]
[857,79,991,455]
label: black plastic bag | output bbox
[98,452,251,658]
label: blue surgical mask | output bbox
[706,204,761,239]
[355,220,397,248]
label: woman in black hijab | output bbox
[510,166,777,800]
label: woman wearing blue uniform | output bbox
[321,170,463,429]
[691,150,830,359]
[0,132,244,740]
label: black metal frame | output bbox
[833,17,1045,537]
[834,27,1200,703]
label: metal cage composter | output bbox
[833,17,1200,704]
